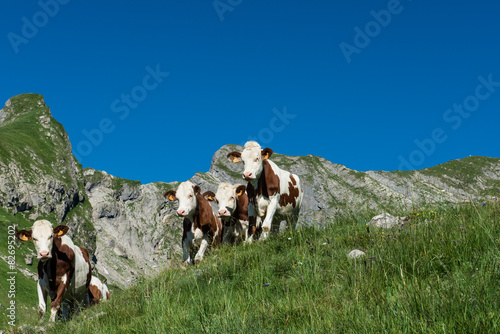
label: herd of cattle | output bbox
[15,141,303,321]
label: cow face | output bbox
[227,141,273,181]
[164,181,200,218]
[208,183,246,217]
[15,220,69,262]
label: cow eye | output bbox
[33,238,38,242]
[230,197,234,201]
[255,158,259,162]
[189,194,193,198]
[49,235,53,239]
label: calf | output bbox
[164,181,222,265]
[89,276,110,304]
[227,141,304,241]
[204,183,254,244]
[15,220,92,322]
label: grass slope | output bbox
[26,201,500,333]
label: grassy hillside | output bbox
[17,200,497,333]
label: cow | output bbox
[164,181,222,265]
[15,220,92,322]
[203,183,254,244]
[89,276,110,304]
[227,141,304,241]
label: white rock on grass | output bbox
[367,212,403,229]
[347,249,366,259]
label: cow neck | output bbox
[194,194,213,227]
[38,237,71,287]
[233,192,249,221]
[247,160,279,203]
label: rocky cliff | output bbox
[1,94,499,288]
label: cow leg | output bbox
[182,230,194,265]
[194,235,210,264]
[260,196,280,240]
[37,276,49,319]
[49,271,72,322]
[240,220,249,243]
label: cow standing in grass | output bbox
[204,183,257,244]
[164,181,222,265]
[227,141,304,241]
[15,220,92,322]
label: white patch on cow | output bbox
[193,227,204,241]
[194,236,210,263]
[175,181,198,219]
[31,220,55,261]
[61,274,67,285]
[49,307,58,322]
[215,183,238,217]
[241,141,265,180]
[37,273,49,318]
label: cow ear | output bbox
[193,185,201,195]
[236,185,246,197]
[203,191,216,202]
[53,225,69,237]
[261,148,273,160]
[227,152,242,163]
[164,190,177,201]
[15,230,32,242]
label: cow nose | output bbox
[39,251,50,258]
[218,209,228,217]
[243,172,253,179]
[177,209,186,216]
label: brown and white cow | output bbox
[89,276,110,304]
[164,181,222,265]
[203,183,254,244]
[15,220,92,322]
[227,141,304,241]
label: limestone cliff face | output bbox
[1,94,499,288]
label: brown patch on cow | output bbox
[195,193,222,244]
[247,160,281,206]
[106,291,110,300]
[15,229,32,241]
[44,237,75,311]
[234,187,249,222]
[164,190,177,201]
[203,191,216,202]
[79,246,92,288]
[89,283,101,304]
[279,174,300,208]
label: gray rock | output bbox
[25,255,33,266]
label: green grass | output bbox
[23,200,499,333]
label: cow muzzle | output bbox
[177,209,186,217]
[243,172,255,180]
[38,251,51,260]
[218,209,230,217]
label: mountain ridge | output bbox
[1,94,499,289]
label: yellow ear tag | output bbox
[169,194,175,201]
[237,190,244,197]
[232,156,241,163]
[57,230,65,236]
[262,153,269,160]
[21,235,29,241]
[208,196,214,201]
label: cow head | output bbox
[15,220,69,262]
[164,181,200,218]
[227,141,273,181]
[205,183,246,218]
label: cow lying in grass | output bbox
[204,183,259,244]
[227,141,304,241]
[15,220,92,322]
[89,276,110,304]
[164,181,222,265]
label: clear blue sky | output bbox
[2,0,499,184]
